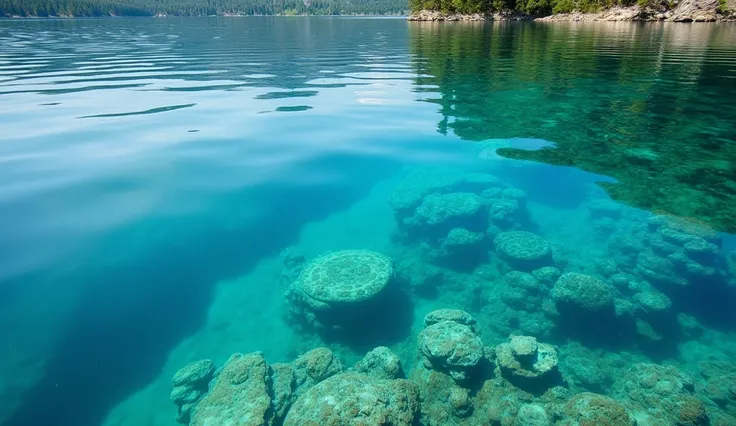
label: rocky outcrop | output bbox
[538,0,728,21]
[407,10,490,21]
[668,0,720,21]
[536,6,645,21]
[190,353,272,426]
[171,360,216,424]
[410,0,730,22]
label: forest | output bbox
[409,0,640,15]
[0,0,408,17]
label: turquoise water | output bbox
[0,17,735,426]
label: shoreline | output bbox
[408,3,736,22]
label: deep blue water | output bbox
[0,17,735,426]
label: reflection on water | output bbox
[0,17,734,426]
[410,22,736,233]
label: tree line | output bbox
[409,0,639,15]
[0,0,408,17]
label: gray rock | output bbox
[292,347,344,395]
[563,393,635,426]
[172,359,215,387]
[423,308,477,330]
[283,373,420,426]
[170,385,202,405]
[191,352,272,426]
[515,404,550,426]
[355,346,404,380]
[270,363,296,421]
[496,335,559,390]
[494,231,554,271]
[419,319,484,381]
[552,273,614,312]
[532,267,562,287]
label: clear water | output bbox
[0,17,735,426]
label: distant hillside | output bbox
[0,0,409,17]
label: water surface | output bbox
[0,17,735,426]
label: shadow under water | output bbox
[5,155,400,426]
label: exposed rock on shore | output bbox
[537,1,722,22]
[407,10,529,21]
[409,0,735,22]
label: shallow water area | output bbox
[0,17,735,426]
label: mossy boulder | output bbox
[289,250,400,334]
[494,231,554,272]
[495,335,560,392]
[552,273,614,313]
[612,363,708,426]
[412,192,487,238]
[562,392,635,426]
[292,347,344,394]
[283,372,420,426]
[297,249,393,307]
[423,308,477,330]
[171,359,215,424]
[515,403,551,426]
[355,346,404,380]
[418,315,484,382]
[191,352,272,426]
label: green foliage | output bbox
[552,0,573,13]
[0,0,408,17]
[717,0,727,13]
[410,0,639,14]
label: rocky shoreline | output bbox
[409,0,736,22]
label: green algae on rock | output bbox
[496,335,561,393]
[354,346,405,380]
[418,312,484,382]
[171,360,215,424]
[286,249,404,338]
[552,273,614,313]
[190,353,272,426]
[298,249,393,306]
[494,231,555,272]
[283,372,420,426]
[562,392,636,426]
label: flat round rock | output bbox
[298,250,393,304]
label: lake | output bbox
[0,17,735,426]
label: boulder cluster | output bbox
[390,168,536,271]
[259,167,736,426]
[176,309,736,425]
[172,308,736,425]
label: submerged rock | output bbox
[423,308,477,330]
[515,403,551,426]
[563,392,636,426]
[613,363,709,426]
[191,352,272,426]
[283,372,420,426]
[494,231,554,272]
[355,346,404,380]
[552,273,614,313]
[412,192,487,238]
[296,249,393,307]
[288,249,400,335]
[418,310,484,382]
[291,347,344,394]
[171,359,215,424]
[495,335,561,392]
